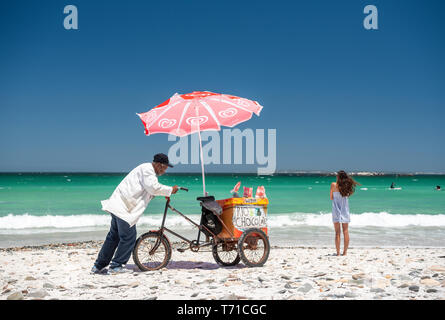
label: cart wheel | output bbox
[212,241,241,266]
[132,231,171,271]
[238,228,270,267]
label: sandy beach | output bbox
[1,240,444,300]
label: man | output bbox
[91,153,178,274]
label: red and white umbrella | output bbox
[137,91,263,195]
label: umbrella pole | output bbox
[195,105,207,196]
[197,129,206,196]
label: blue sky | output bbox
[1,0,444,173]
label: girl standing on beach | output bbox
[330,171,360,256]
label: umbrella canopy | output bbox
[137,91,262,136]
[137,91,263,195]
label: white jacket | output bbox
[101,163,173,227]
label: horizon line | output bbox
[1,171,444,176]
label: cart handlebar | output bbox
[165,187,188,200]
[166,187,188,200]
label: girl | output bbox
[330,170,360,256]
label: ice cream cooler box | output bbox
[215,197,268,239]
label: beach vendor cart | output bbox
[132,189,270,270]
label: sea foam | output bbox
[1,212,445,233]
[267,212,445,228]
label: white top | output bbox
[101,163,173,227]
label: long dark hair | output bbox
[336,170,359,197]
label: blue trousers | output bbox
[94,213,137,269]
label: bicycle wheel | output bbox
[212,241,240,266]
[132,231,172,271]
[238,228,270,267]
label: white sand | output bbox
[1,241,445,300]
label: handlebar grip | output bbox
[179,187,189,192]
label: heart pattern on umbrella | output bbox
[158,118,177,128]
[186,115,208,126]
[218,108,238,118]
[233,98,250,107]
[142,110,158,125]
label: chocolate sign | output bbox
[233,206,267,230]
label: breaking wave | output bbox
[1,211,445,234]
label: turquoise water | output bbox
[1,173,444,247]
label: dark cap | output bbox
[153,153,173,168]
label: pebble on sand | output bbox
[1,242,444,300]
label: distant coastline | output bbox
[0,171,444,176]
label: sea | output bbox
[0,173,444,248]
